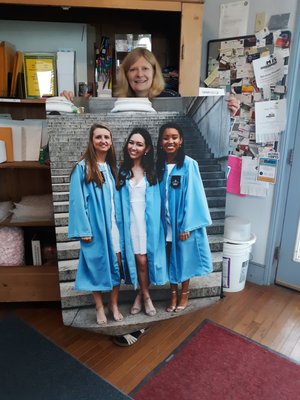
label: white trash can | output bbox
[222,217,256,292]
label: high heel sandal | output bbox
[175,291,189,312]
[144,297,156,317]
[166,290,177,312]
[130,292,142,315]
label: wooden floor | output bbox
[1,282,300,394]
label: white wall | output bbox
[0,20,88,92]
[201,0,298,276]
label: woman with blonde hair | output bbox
[114,47,166,98]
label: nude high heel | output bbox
[166,290,177,312]
[175,291,189,312]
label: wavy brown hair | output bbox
[114,47,165,98]
[72,123,118,188]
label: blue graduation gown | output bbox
[119,176,168,289]
[68,160,123,291]
[160,156,213,284]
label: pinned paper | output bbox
[252,53,284,88]
[240,156,268,197]
[255,27,270,42]
[255,99,286,143]
[257,157,278,183]
[204,67,219,87]
[219,1,249,38]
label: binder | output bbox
[0,41,16,97]
[0,127,13,161]
[10,51,24,98]
[31,234,42,266]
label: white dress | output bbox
[99,162,120,253]
[129,176,147,254]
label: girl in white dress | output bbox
[119,128,168,317]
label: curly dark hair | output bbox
[156,122,185,182]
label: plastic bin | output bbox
[222,217,256,292]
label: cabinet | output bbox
[0,100,60,302]
[0,0,205,96]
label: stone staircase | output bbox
[48,112,225,335]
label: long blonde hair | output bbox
[114,47,165,98]
[71,123,118,188]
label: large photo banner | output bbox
[48,96,230,335]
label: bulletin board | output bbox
[205,30,291,197]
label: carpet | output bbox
[131,319,300,400]
[0,315,131,400]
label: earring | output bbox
[144,152,147,155]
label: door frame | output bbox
[264,3,300,285]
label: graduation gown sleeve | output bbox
[180,157,212,233]
[68,162,92,239]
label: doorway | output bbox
[266,9,300,289]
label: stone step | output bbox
[196,158,219,165]
[51,175,70,184]
[58,250,223,282]
[56,233,224,260]
[207,219,224,235]
[59,272,222,310]
[54,197,226,214]
[53,191,69,202]
[207,196,226,208]
[54,212,69,226]
[51,177,225,191]
[203,178,226,188]
[53,201,69,213]
[56,224,224,249]
[201,171,225,180]
[61,296,220,335]
[54,207,225,228]
[186,150,214,159]
[205,187,226,197]
[50,158,221,170]
[52,183,70,192]
[185,144,209,151]
[209,207,226,220]
[199,164,221,172]
[51,166,224,181]
[51,169,72,177]
[52,187,226,203]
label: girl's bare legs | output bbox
[109,252,124,321]
[93,291,107,325]
[175,279,190,312]
[166,283,178,312]
[134,254,156,316]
